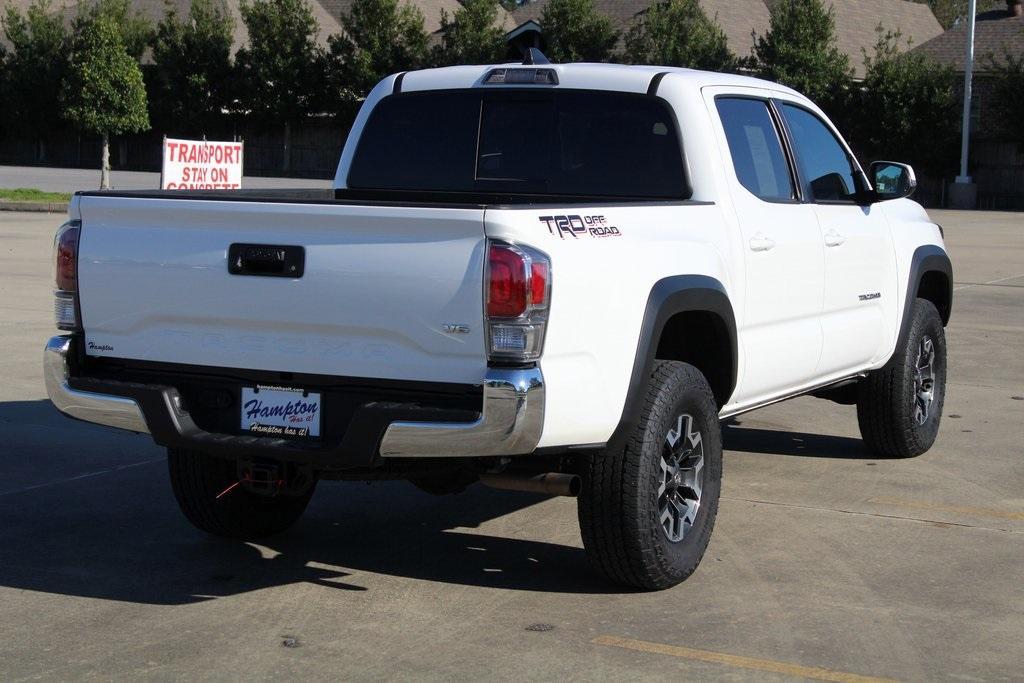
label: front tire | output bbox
[168,448,315,539]
[578,361,722,591]
[857,298,947,457]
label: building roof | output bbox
[511,0,943,76]
[825,0,944,74]
[911,11,1024,72]
[699,0,772,58]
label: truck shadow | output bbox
[723,419,870,459]
[1,400,871,605]
[0,399,615,605]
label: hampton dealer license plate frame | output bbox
[240,385,322,438]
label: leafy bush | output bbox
[845,28,959,179]
[325,0,429,118]
[150,0,235,136]
[77,0,154,61]
[0,0,70,144]
[752,0,852,113]
[623,0,736,71]
[235,0,324,127]
[989,52,1024,148]
[434,0,508,66]
[539,0,618,63]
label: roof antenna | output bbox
[522,47,551,66]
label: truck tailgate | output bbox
[76,195,488,384]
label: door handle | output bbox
[228,243,305,278]
[824,231,846,247]
[749,234,776,252]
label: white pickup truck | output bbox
[45,55,952,590]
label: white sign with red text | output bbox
[161,137,243,190]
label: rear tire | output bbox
[578,361,722,591]
[857,298,947,457]
[168,448,315,539]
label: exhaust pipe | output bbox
[479,472,581,497]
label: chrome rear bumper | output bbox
[378,366,544,458]
[44,335,544,459]
[44,336,149,433]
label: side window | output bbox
[780,104,858,202]
[715,97,794,202]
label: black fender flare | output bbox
[607,275,737,450]
[894,245,952,356]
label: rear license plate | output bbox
[240,385,321,438]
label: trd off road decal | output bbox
[539,215,622,239]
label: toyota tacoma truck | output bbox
[44,55,952,590]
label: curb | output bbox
[0,200,70,213]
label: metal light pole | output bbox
[952,0,979,207]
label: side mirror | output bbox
[869,161,917,201]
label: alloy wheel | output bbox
[913,335,936,426]
[658,413,705,543]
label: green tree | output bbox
[989,52,1024,148]
[845,28,958,179]
[623,0,735,71]
[0,0,71,157]
[235,0,324,170]
[325,0,428,117]
[76,0,154,60]
[752,0,852,111]
[61,12,150,189]
[150,0,235,136]
[539,0,618,63]
[434,0,506,66]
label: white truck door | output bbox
[710,94,824,402]
[777,102,898,376]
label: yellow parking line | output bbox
[593,635,899,683]
[868,497,1024,521]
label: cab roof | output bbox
[394,62,804,100]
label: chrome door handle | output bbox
[749,234,776,252]
[825,231,846,247]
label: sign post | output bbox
[161,137,244,190]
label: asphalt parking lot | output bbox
[1,209,1021,681]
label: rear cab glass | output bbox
[347,90,689,200]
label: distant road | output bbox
[0,164,332,193]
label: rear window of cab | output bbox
[348,90,689,200]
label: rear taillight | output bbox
[53,220,81,331]
[487,244,528,318]
[486,241,551,362]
